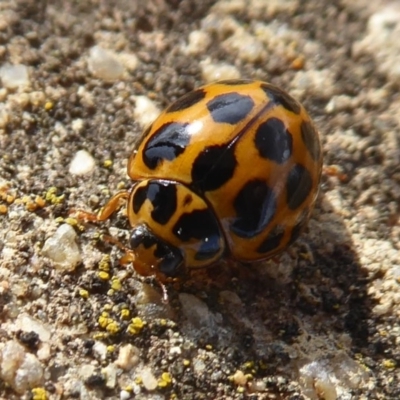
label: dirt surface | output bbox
[0,0,400,399]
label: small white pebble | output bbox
[192,358,206,374]
[42,224,81,271]
[133,96,161,128]
[115,344,140,371]
[78,364,96,380]
[0,64,30,88]
[120,390,131,400]
[37,343,51,361]
[71,118,84,133]
[183,30,211,54]
[88,45,125,81]
[93,341,108,361]
[232,370,247,386]
[200,59,241,83]
[119,52,139,72]
[69,149,96,176]
[169,346,182,355]
[141,367,158,391]
[0,341,44,394]
[103,363,118,389]
[14,354,44,394]
[222,30,266,63]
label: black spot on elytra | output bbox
[130,224,156,249]
[218,79,252,85]
[167,89,206,113]
[142,122,190,169]
[173,209,222,261]
[191,143,237,192]
[287,164,313,210]
[254,118,293,164]
[195,240,222,261]
[301,120,321,162]
[231,180,276,238]
[257,226,285,254]
[132,181,177,225]
[207,92,255,124]
[260,83,301,115]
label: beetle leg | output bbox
[71,190,129,222]
[97,191,129,221]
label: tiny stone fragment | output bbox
[232,370,247,386]
[88,46,125,81]
[69,150,96,176]
[42,224,81,271]
[133,96,161,128]
[0,341,44,394]
[141,367,158,391]
[115,344,140,371]
[0,63,30,88]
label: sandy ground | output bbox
[0,0,400,399]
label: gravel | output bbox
[0,0,399,399]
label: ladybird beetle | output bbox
[91,79,322,280]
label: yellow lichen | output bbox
[120,309,130,320]
[383,359,396,369]
[98,271,110,281]
[99,255,111,271]
[79,289,89,299]
[31,387,47,400]
[157,373,173,389]
[44,101,54,110]
[127,317,145,335]
[105,320,120,334]
[111,277,122,291]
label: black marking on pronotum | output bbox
[286,164,313,210]
[260,83,301,115]
[132,181,177,225]
[172,209,222,261]
[167,89,207,113]
[206,92,255,124]
[129,224,184,277]
[300,120,321,162]
[130,224,156,249]
[191,143,237,192]
[231,179,276,239]
[254,117,293,164]
[142,122,190,169]
[132,185,148,214]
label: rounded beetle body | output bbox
[100,80,322,278]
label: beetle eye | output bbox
[130,224,183,277]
